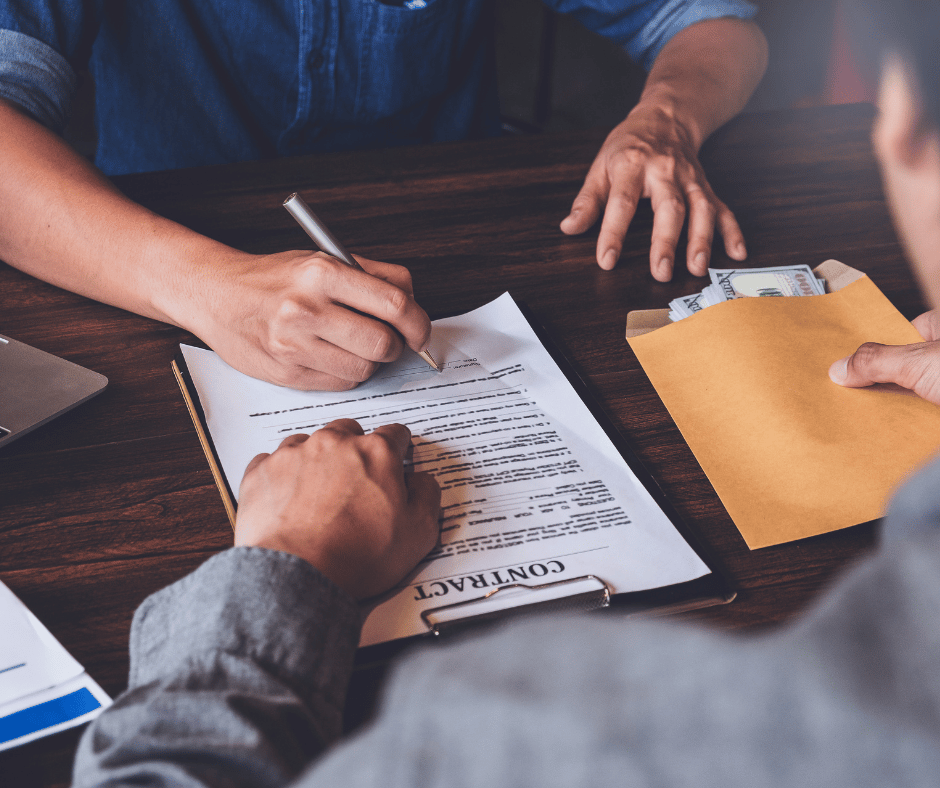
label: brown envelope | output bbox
[626,261,940,549]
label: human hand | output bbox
[559,104,747,281]
[828,310,940,405]
[186,251,432,391]
[234,419,441,600]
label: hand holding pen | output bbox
[284,193,440,371]
[187,195,433,391]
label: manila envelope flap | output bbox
[624,260,940,549]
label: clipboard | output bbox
[172,298,735,650]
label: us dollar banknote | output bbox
[668,265,827,322]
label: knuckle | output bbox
[312,427,346,451]
[662,194,686,214]
[276,366,308,389]
[322,376,361,393]
[390,264,413,290]
[851,343,884,370]
[365,433,397,462]
[350,357,381,383]
[609,153,642,180]
[368,327,399,362]
[689,191,717,216]
[300,254,336,287]
[383,287,410,322]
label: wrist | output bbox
[146,234,255,336]
[628,89,705,153]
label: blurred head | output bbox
[846,0,940,309]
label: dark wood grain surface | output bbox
[0,103,922,787]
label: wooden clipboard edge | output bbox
[625,260,867,338]
[172,356,237,531]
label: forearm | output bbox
[0,98,248,330]
[72,548,362,788]
[635,18,768,151]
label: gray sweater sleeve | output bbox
[302,455,940,788]
[72,456,940,788]
[72,546,362,788]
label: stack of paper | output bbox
[0,580,110,752]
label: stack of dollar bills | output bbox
[668,264,828,322]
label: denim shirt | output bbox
[0,0,755,175]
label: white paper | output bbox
[0,580,111,751]
[181,293,708,646]
[0,673,111,752]
[0,581,83,706]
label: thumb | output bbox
[829,340,940,406]
[830,342,909,388]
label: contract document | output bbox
[177,293,712,647]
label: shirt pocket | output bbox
[354,0,460,121]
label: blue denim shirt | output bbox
[0,0,755,175]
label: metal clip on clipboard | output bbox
[421,575,611,636]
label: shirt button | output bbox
[311,52,325,70]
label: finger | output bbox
[648,184,686,282]
[560,161,608,236]
[830,343,919,389]
[261,334,384,388]
[276,433,310,450]
[355,256,415,296]
[595,167,644,270]
[306,305,405,365]
[370,423,413,461]
[320,418,366,436]
[913,310,940,341]
[271,365,366,392]
[716,201,747,261]
[243,451,271,477]
[683,187,717,276]
[316,262,431,353]
[405,471,443,552]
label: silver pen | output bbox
[283,192,441,372]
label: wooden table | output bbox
[0,103,923,786]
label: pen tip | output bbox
[419,349,441,372]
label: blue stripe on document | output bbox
[0,688,101,743]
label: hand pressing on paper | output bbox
[234,419,441,600]
[189,251,432,392]
[829,310,940,406]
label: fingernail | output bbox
[659,257,671,273]
[736,243,747,258]
[694,252,707,271]
[829,357,849,384]
[602,249,617,269]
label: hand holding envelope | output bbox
[831,309,940,406]
[627,261,940,549]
